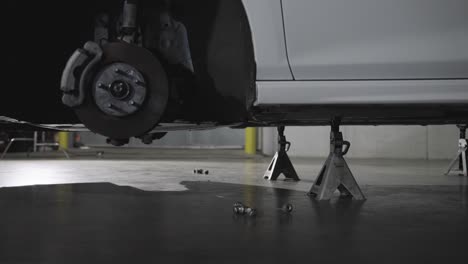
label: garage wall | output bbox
[79,127,245,149]
[79,125,460,159]
[262,125,459,160]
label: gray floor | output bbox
[1,148,466,192]
[1,148,468,263]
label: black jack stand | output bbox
[445,125,467,177]
[308,120,366,200]
[263,126,300,181]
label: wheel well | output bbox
[169,0,257,123]
[2,0,256,126]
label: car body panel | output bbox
[282,0,468,80]
[255,79,468,105]
[242,0,293,80]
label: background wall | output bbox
[79,127,245,149]
[78,125,461,160]
[262,125,460,160]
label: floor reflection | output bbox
[1,181,468,263]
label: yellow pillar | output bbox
[58,132,69,150]
[245,128,257,155]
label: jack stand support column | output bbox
[445,125,468,177]
[263,126,300,181]
[308,119,366,200]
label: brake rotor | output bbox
[75,42,169,139]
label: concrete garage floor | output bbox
[1,149,468,263]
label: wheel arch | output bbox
[170,0,257,123]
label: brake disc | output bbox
[74,42,169,139]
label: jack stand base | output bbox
[446,125,467,177]
[445,141,467,176]
[308,122,365,200]
[264,126,300,181]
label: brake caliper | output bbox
[60,41,103,108]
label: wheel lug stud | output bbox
[134,80,146,87]
[98,83,108,90]
[115,69,126,75]
[129,101,140,107]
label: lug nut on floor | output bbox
[232,202,294,216]
[233,202,257,217]
[193,169,209,175]
[232,202,294,217]
[279,204,294,213]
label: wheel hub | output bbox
[93,62,147,117]
[109,81,131,100]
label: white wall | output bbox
[262,125,459,160]
[79,127,245,149]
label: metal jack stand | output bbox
[1,138,34,160]
[264,126,300,181]
[446,125,467,177]
[308,120,366,200]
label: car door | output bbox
[242,0,293,80]
[281,0,468,81]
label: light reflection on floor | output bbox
[2,162,70,187]
[1,149,467,192]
